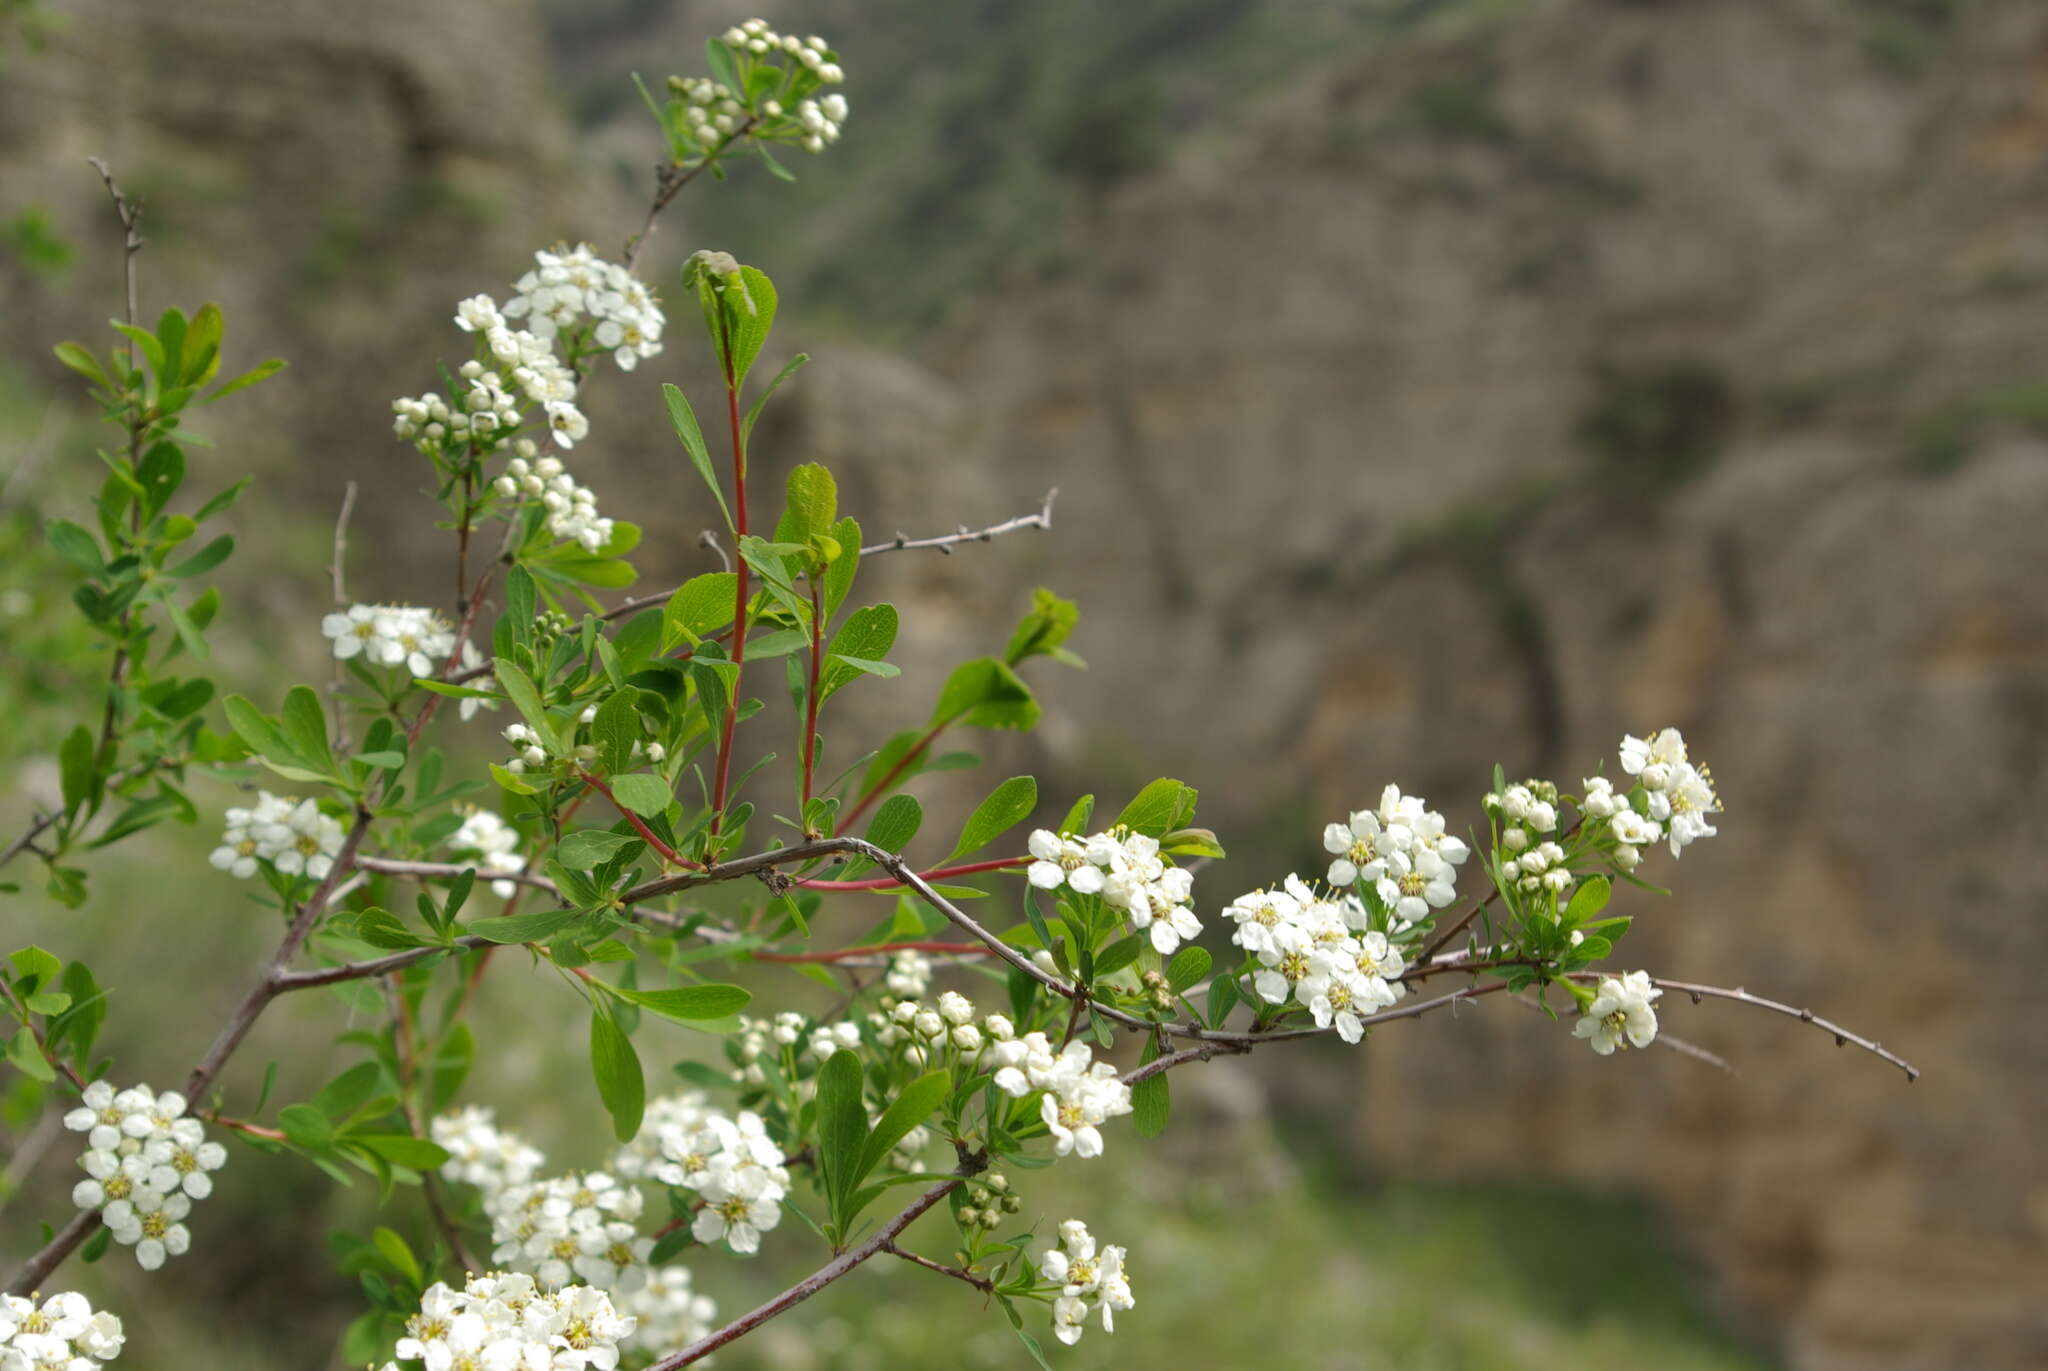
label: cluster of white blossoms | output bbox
[494,454,615,553]
[322,603,457,679]
[1574,970,1662,1055]
[498,243,665,371]
[487,1172,654,1293]
[431,1106,545,1195]
[379,1273,634,1371]
[1040,1220,1134,1347]
[653,1106,792,1255]
[988,1029,1134,1160]
[1223,876,1407,1043]
[63,1083,224,1271]
[1322,784,1472,927]
[1025,828,1201,955]
[208,791,344,882]
[613,1267,715,1363]
[1619,727,1721,857]
[884,948,931,998]
[0,1292,125,1370]
[447,807,526,898]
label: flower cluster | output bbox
[1223,876,1407,1042]
[1620,727,1721,857]
[1574,970,1662,1055]
[208,791,344,882]
[498,243,665,371]
[379,1272,634,1371]
[63,1083,224,1271]
[487,1172,652,1293]
[431,1106,544,1194]
[653,1106,791,1255]
[1025,828,1201,954]
[615,1267,715,1363]
[447,807,526,898]
[1322,784,1471,927]
[497,454,615,553]
[884,948,931,998]
[1040,1220,1134,1346]
[0,1291,125,1370]
[989,1031,1134,1159]
[322,603,456,678]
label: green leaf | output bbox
[1004,588,1083,668]
[704,37,743,101]
[465,906,582,944]
[556,829,641,870]
[1207,972,1240,1030]
[823,516,861,617]
[493,659,554,747]
[372,1226,422,1285]
[1116,778,1198,838]
[931,658,1039,731]
[45,519,102,572]
[6,1026,53,1083]
[1132,1040,1170,1138]
[725,265,778,391]
[740,353,808,447]
[856,1071,950,1184]
[52,342,111,391]
[612,983,751,1023]
[819,604,898,701]
[1166,945,1212,994]
[313,1062,384,1123]
[58,725,94,815]
[1564,875,1612,926]
[662,383,733,530]
[502,565,537,647]
[1092,934,1143,981]
[278,1103,334,1149]
[353,1136,451,1171]
[490,763,537,796]
[592,692,642,776]
[607,773,673,818]
[590,1002,645,1143]
[815,1048,869,1236]
[863,794,922,856]
[203,357,286,404]
[948,775,1036,862]
[662,572,738,649]
[166,534,233,580]
[774,462,838,548]
[280,685,336,778]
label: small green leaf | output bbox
[1166,945,1212,994]
[815,1048,869,1236]
[612,983,752,1022]
[57,725,95,814]
[45,519,103,573]
[774,462,838,549]
[592,692,643,776]
[372,1226,422,1284]
[590,1003,645,1143]
[278,1103,334,1149]
[555,829,641,870]
[1092,935,1144,981]
[6,1026,53,1083]
[819,604,898,701]
[663,383,733,530]
[1116,778,1198,838]
[607,773,673,818]
[466,906,582,944]
[662,572,737,650]
[863,794,922,856]
[1132,1042,1170,1138]
[948,775,1036,862]
[1564,875,1612,926]
[931,658,1039,731]
[280,685,336,777]
[354,1136,452,1171]
[493,659,554,747]
[856,1071,950,1185]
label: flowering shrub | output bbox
[0,25,1916,1371]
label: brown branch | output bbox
[621,118,758,273]
[860,489,1058,557]
[1565,973,1920,1081]
[646,1164,974,1369]
[883,1241,994,1293]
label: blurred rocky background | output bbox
[3,1,2044,1368]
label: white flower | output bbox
[617,1265,716,1360]
[885,949,931,998]
[432,1106,545,1196]
[447,807,525,898]
[1040,1219,1132,1345]
[106,1187,191,1270]
[1573,970,1662,1055]
[0,1291,124,1369]
[264,797,344,880]
[1323,809,1403,887]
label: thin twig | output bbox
[646,1162,975,1370]
[1567,973,1920,1081]
[882,1241,994,1293]
[861,489,1058,557]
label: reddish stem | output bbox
[793,856,1029,892]
[834,718,948,835]
[578,771,702,871]
[754,940,994,964]
[799,574,825,824]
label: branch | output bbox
[883,1241,994,1293]
[860,489,1058,557]
[646,1164,973,1369]
[1568,973,1920,1081]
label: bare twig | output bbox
[883,1241,995,1293]
[1569,973,1920,1081]
[861,489,1058,557]
[646,1163,975,1370]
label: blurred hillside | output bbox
[4,1,2046,1368]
